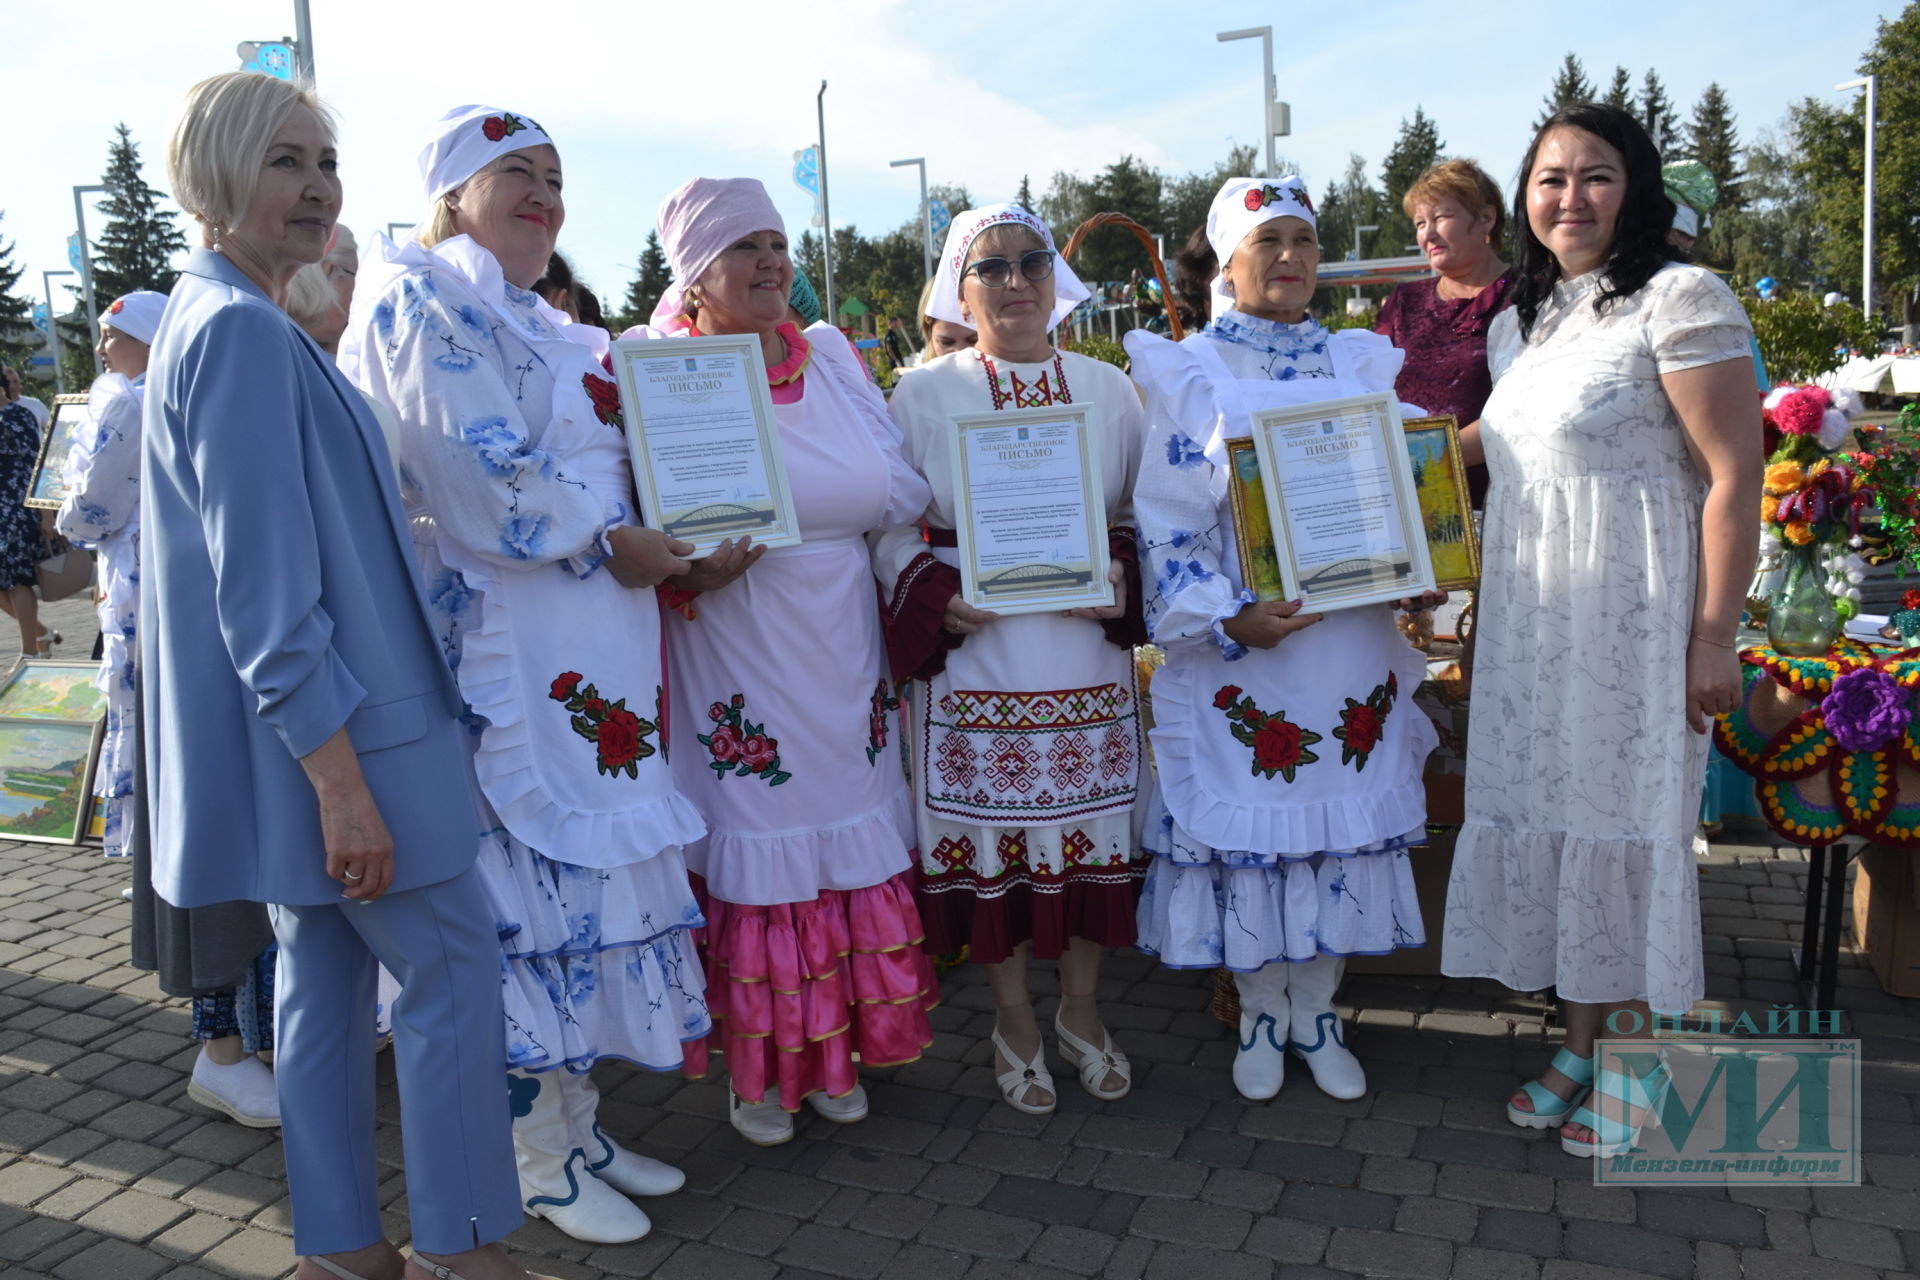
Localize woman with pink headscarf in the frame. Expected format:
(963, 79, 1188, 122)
(626, 177, 937, 1147)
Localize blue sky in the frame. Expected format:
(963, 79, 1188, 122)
(6, 0, 1904, 318)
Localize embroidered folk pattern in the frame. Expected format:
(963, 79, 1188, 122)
(866, 679, 901, 766)
(921, 827, 1138, 899)
(982, 353, 1073, 411)
(1333, 672, 1399, 771)
(549, 671, 658, 778)
(1213, 684, 1321, 783)
(698, 693, 792, 786)
(924, 681, 1140, 823)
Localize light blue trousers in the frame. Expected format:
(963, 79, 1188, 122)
(270, 866, 523, 1256)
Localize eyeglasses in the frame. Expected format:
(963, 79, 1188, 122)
(964, 249, 1055, 289)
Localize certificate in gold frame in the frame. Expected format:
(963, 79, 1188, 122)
(1249, 391, 1436, 611)
(1401, 415, 1480, 590)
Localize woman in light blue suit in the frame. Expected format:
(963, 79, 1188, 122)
(145, 72, 530, 1280)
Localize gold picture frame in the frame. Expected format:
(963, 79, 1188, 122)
(26, 394, 91, 512)
(1227, 437, 1286, 602)
(0, 716, 104, 845)
(1401, 415, 1480, 590)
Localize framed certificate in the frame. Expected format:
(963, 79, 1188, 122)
(1248, 392, 1436, 611)
(608, 335, 801, 555)
(948, 405, 1113, 617)
(1401, 414, 1480, 590)
(26, 395, 92, 512)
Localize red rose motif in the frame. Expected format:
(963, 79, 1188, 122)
(1386, 671, 1398, 698)
(709, 701, 728, 721)
(596, 707, 644, 770)
(550, 671, 583, 701)
(1214, 685, 1243, 710)
(731, 693, 745, 707)
(1904, 589, 1920, 612)
(482, 117, 507, 142)
(108, 299, 125, 315)
(1251, 719, 1303, 773)
(583, 697, 606, 716)
(740, 734, 779, 772)
(707, 724, 744, 763)
(583, 373, 624, 430)
(1343, 704, 1382, 755)
(1243, 188, 1264, 212)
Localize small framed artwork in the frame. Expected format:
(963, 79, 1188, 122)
(1401, 415, 1481, 590)
(26, 394, 92, 512)
(81, 791, 106, 846)
(0, 659, 108, 722)
(0, 717, 102, 844)
(1226, 438, 1287, 602)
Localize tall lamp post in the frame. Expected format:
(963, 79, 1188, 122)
(72, 184, 107, 379)
(1216, 27, 1290, 178)
(42, 269, 75, 395)
(890, 157, 932, 285)
(1836, 76, 1877, 321)
(817, 81, 835, 324)
(1349, 223, 1378, 306)
(293, 0, 315, 80)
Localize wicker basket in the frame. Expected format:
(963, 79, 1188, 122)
(1210, 966, 1242, 1027)
(1061, 213, 1186, 343)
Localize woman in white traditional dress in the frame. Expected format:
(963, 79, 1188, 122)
(1124, 178, 1440, 1105)
(627, 177, 937, 1147)
(1441, 103, 1759, 1157)
(877, 204, 1145, 1114)
(341, 105, 709, 1245)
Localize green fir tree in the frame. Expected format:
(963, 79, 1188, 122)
(90, 123, 186, 301)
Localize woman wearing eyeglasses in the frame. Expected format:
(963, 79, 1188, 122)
(877, 204, 1146, 1115)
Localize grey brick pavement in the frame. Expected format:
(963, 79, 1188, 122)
(0, 594, 1917, 1277)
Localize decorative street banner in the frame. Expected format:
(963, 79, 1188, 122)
(792, 147, 823, 228)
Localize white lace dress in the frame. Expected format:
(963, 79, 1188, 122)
(1441, 264, 1753, 1014)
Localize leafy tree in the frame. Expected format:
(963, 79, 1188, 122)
(1313, 154, 1388, 318)
(90, 123, 185, 301)
(0, 215, 38, 373)
(612, 231, 672, 331)
(1040, 156, 1163, 284)
(1745, 292, 1878, 381)
(1538, 53, 1596, 126)
(1603, 66, 1635, 111)
(1379, 107, 1445, 255)
(1727, 120, 1820, 289)
(795, 230, 825, 296)
(1640, 70, 1681, 153)
(1160, 143, 1261, 249)
(1686, 82, 1743, 267)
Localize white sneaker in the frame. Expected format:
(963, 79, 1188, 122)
(187, 1052, 280, 1128)
(805, 1083, 869, 1124)
(729, 1087, 795, 1146)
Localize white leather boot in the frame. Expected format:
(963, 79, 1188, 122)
(1230, 963, 1290, 1102)
(1288, 955, 1366, 1100)
(562, 1070, 686, 1198)
(510, 1069, 654, 1243)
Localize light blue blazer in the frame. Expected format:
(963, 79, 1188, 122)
(141, 249, 476, 908)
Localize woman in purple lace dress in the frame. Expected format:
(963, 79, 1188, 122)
(1375, 159, 1511, 507)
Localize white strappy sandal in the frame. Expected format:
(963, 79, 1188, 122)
(1054, 1014, 1132, 1101)
(991, 1026, 1057, 1115)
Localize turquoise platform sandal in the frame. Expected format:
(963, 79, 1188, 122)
(1561, 1060, 1672, 1158)
(1506, 1046, 1595, 1130)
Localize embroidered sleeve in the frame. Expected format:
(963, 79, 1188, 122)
(364, 269, 613, 574)
(56, 386, 141, 547)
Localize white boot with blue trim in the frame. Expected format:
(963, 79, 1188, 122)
(1230, 963, 1290, 1101)
(1287, 954, 1366, 1100)
(509, 1069, 653, 1243)
(559, 1069, 686, 1198)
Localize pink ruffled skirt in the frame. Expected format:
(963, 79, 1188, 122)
(683, 871, 938, 1108)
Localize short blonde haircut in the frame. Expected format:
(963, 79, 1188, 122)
(1401, 158, 1506, 250)
(167, 72, 335, 249)
(284, 224, 358, 328)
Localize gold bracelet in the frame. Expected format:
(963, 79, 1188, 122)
(1690, 634, 1738, 649)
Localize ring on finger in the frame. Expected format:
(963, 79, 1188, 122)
(343, 869, 363, 882)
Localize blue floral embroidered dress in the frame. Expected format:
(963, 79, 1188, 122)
(56, 372, 144, 857)
(0, 402, 42, 592)
(342, 234, 709, 1074)
(1123, 313, 1434, 970)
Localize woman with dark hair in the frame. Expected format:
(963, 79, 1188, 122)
(1441, 103, 1761, 1157)
(1168, 225, 1216, 335)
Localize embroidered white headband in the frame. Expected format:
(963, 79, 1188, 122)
(419, 105, 556, 203)
(927, 202, 1091, 332)
(100, 290, 168, 345)
(1206, 176, 1317, 267)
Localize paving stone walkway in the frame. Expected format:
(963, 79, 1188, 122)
(0, 596, 1916, 1278)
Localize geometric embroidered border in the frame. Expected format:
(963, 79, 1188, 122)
(924, 679, 1141, 824)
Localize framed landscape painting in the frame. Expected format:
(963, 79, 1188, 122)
(26, 395, 91, 512)
(0, 718, 100, 845)
(0, 659, 108, 722)
(1402, 415, 1480, 591)
(1226, 437, 1288, 602)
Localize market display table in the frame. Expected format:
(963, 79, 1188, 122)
(1713, 639, 1920, 1008)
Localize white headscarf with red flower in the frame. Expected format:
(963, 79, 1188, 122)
(1204, 176, 1317, 319)
(419, 105, 556, 203)
(926, 203, 1091, 333)
(101, 291, 168, 346)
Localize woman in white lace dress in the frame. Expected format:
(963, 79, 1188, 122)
(1441, 104, 1761, 1157)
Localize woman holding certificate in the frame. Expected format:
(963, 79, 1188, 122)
(878, 204, 1146, 1115)
(1442, 105, 1759, 1157)
(638, 177, 937, 1148)
(1123, 178, 1437, 1105)
(341, 106, 709, 1245)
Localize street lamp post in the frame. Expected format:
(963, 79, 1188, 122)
(72, 184, 107, 379)
(1837, 76, 1877, 322)
(1349, 223, 1378, 304)
(42, 269, 75, 395)
(817, 81, 835, 324)
(293, 0, 315, 80)
(890, 158, 932, 285)
(1216, 27, 1288, 178)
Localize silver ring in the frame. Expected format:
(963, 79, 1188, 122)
(343, 869, 363, 882)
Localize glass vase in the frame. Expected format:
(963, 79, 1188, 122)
(1767, 544, 1839, 657)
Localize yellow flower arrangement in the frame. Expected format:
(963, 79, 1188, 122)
(1784, 519, 1815, 546)
(1764, 461, 1807, 496)
(1761, 495, 1781, 523)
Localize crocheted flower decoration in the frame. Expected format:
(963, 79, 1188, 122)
(1823, 667, 1913, 753)
(1771, 386, 1831, 438)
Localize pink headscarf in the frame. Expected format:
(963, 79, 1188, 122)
(652, 177, 785, 329)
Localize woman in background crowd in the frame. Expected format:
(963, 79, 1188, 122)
(1443, 104, 1760, 1157)
(916, 277, 978, 362)
(879, 204, 1145, 1115)
(283, 224, 357, 355)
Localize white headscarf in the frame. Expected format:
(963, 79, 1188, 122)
(1205, 176, 1317, 319)
(100, 291, 168, 345)
(418, 105, 557, 203)
(927, 203, 1090, 333)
